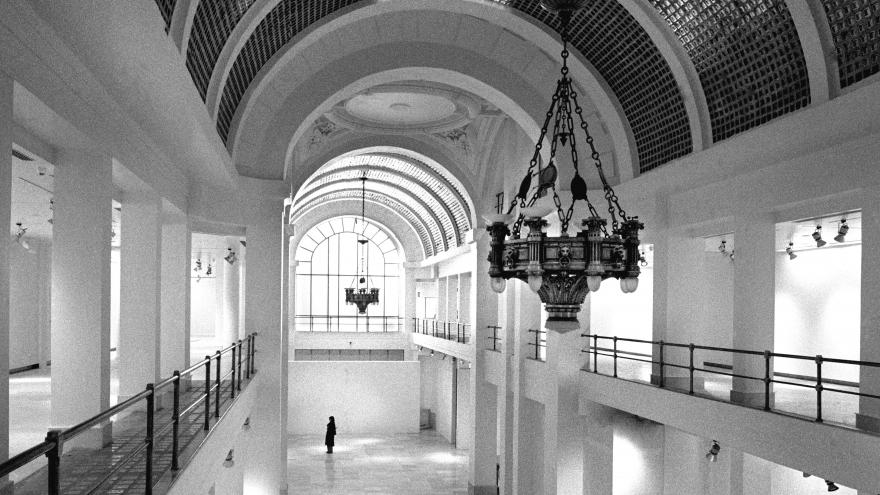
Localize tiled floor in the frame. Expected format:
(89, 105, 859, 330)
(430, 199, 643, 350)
(288, 432, 469, 495)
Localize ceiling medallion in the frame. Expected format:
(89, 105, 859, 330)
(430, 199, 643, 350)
(345, 173, 380, 314)
(327, 82, 480, 135)
(485, 0, 644, 333)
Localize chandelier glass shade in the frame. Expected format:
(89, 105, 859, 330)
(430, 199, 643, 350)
(344, 174, 380, 314)
(485, 0, 644, 333)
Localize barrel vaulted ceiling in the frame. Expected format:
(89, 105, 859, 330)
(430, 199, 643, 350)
(152, 0, 879, 178)
(291, 152, 474, 257)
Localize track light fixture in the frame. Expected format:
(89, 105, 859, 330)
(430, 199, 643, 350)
(205, 263, 213, 276)
(224, 247, 237, 265)
(812, 225, 826, 248)
(786, 242, 797, 260)
(223, 449, 235, 468)
(825, 480, 839, 491)
(718, 240, 727, 253)
(639, 250, 648, 267)
(705, 440, 720, 462)
(14, 222, 29, 250)
(834, 219, 848, 243)
(242, 417, 251, 431)
(728, 249, 734, 261)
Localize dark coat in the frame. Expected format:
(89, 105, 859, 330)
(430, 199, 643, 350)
(325, 421, 336, 446)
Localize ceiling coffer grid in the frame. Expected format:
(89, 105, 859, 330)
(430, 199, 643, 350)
(494, 0, 693, 173)
(186, 0, 259, 101)
(651, 0, 811, 143)
(820, 0, 880, 88)
(300, 190, 436, 257)
(217, 0, 364, 141)
(153, 0, 176, 31)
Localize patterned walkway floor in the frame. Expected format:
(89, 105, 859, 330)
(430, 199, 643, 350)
(288, 432, 469, 495)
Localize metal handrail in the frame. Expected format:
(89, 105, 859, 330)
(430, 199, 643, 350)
(412, 317, 471, 343)
(582, 333, 880, 425)
(0, 333, 259, 495)
(527, 328, 547, 361)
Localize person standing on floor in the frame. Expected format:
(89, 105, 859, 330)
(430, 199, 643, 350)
(325, 416, 336, 453)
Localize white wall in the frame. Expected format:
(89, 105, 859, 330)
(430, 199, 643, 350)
(191, 276, 218, 338)
(419, 353, 455, 442)
(591, 267, 654, 341)
(774, 246, 861, 382)
(9, 241, 49, 368)
(288, 361, 420, 434)
(456, 365, 472, 450)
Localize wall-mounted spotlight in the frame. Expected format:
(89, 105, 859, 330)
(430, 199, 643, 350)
(718, 240, 727, 253)
(430, 350, 434, 356)
(812, 225, 826, 248)
(834, 219, 848, 243)
(14, 222, 29, 250)
(194, 259, 202, 272)
(224, 248, 237, 264)
(206, 263, 213, 276)
(223, 449, 235, 468)
(728, 249, 734, 262)
(786, 242, 797, 260)
(705, 440, 720, 462)
(242, 417, 251, 431)
(639, 251, 648, 267)
(825, 480, 839, 492)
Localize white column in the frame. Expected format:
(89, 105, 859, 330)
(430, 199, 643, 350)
(241, 217, 287, 494)
(468, 237, 498, 495)
(51, 149, 112, 446)
(614, 416, 664, 495)
(437, 277, 448, 321)
(730, 213, 776, 407)
(858, 185, 880, 431)
(511, 281, 543, 494)
(118, 191, 162, 399)
(0, 73, 12, 479)
(497, 286, 516, 495)
(404, 267, 418, 359)
(549, 328, 586, 494)
(221, 236, 240, 346)
(582, 401, 614, 495)
(160, 211, 190, 377)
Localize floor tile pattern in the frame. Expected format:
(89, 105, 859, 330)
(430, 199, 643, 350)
(288, 432, 469, 495)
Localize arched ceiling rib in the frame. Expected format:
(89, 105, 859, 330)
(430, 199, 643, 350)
(154, 0, 880, 175)
(296, 191, 437, 258)
(292, 152, 472, 257)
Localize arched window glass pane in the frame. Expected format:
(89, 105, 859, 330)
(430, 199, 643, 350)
(294, 217, 403, 332)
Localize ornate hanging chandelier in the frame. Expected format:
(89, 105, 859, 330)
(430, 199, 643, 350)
(484, 0, 644, 333)
(345, 173, 380, 314)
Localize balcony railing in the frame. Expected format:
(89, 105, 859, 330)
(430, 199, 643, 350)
(582, 333, 880, 429)
(294, 315, 403, 332)
(487, 325, 502, 351)
(527, 329, 547, 361)
(0, 333, 258, 495)
(412, 318, 470, 344)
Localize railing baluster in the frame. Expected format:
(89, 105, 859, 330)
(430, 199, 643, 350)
(613, 336, 618, 378)
(145, 383, 155, 495)
(816, 355, 823, 423)
(215, 351, 221, 418)
(689, 344, 695, 395)
(245, 337, 251, 380)
(45, 430, 61, 495)
(171, 371, 181, 471)
(593, 335, 598, 373)
(237, 340, 243, 391)
(204, 355, 211, 431)
(764, 351, 772, 411)
(231, 344, 237, 399)
(658, 340, 665, 388)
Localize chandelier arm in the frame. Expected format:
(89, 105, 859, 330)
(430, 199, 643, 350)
(570, 90, 629, 225)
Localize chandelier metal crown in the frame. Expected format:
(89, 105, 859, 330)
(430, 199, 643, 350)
(345, 173, 380, 314)
(484, 0, 644, 333)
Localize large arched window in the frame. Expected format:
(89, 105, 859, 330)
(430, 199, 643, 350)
(294, 217, 402, 332)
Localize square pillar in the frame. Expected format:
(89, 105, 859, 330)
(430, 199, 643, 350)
(160, 208, 190, 377)
(730, 213, 776, 407)
(511, 280, 543, 494)
(468, 235, 499, 495)
(547, 328, 586, 495)
(118, 191, 162, 399)
(0, 73, 12, 474)
(241, 216, 287, 494)
(51, 149, 112, 445)
(858, 185, 880, 431)
(221, 236, 240, 346)
(581, 401, 614, 495)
